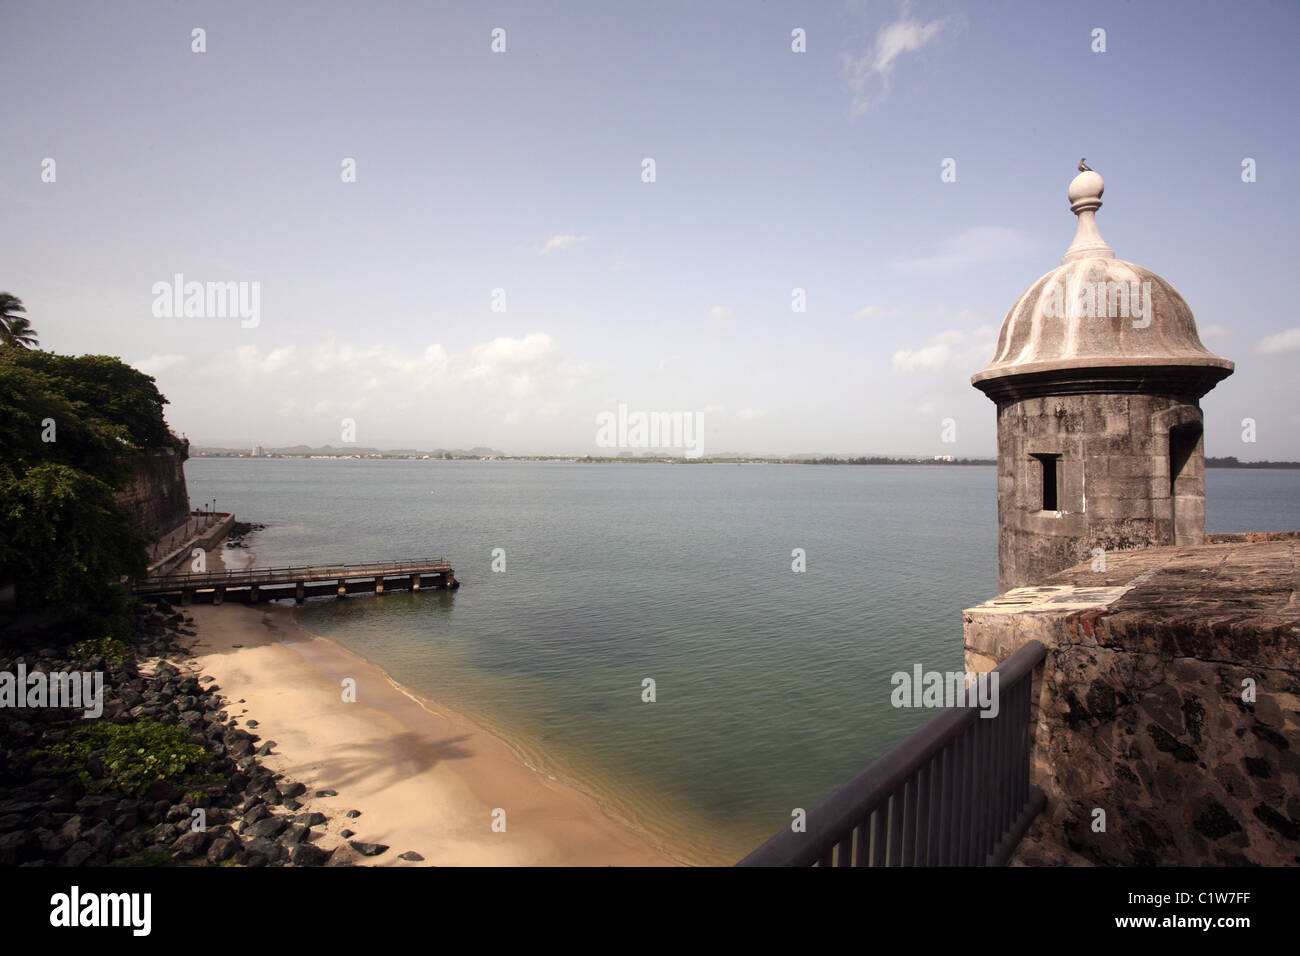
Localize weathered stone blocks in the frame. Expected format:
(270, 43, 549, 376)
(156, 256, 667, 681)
(967, 540, 1300, 866)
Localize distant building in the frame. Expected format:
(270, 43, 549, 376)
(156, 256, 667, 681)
(252, 445, 264, 457)
(971, 167, 1232, 592)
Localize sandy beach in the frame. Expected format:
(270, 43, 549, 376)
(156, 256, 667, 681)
(180, 547, 676, 866)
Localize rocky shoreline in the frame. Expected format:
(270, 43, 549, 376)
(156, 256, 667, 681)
(224, 521, 266, 550)
(0, 598, 390, 867)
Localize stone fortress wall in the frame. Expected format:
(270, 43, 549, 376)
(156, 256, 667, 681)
(113, 444, 192, 541)
(965, 538, 1300, 865)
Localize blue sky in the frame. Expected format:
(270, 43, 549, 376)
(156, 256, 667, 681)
(3, 0, 1297, 456)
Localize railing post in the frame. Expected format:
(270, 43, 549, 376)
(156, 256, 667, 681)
(913, 761, 931, 866)
(871, 809, 886, 867)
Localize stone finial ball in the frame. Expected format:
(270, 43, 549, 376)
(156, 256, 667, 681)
(1068, 170, 1104, 205)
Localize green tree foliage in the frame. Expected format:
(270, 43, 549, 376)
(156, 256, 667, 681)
(2, 349, 175, 451)
(0, 293, 38, 349)
(0, 346, 174, 616)
(1, 462, 150, 609)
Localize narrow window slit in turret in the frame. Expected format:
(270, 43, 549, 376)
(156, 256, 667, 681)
(1033, 454, 1061, 512)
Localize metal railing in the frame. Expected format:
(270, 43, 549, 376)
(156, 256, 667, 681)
(738, 640, 1046, 867)
(133, 557, 452, 592)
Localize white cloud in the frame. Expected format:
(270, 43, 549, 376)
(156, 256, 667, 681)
(710, 305, 734, 322)
(844, 13, 952, 116)
(131, 353, 187, 377)
(231, 345, 297, 385)
(890, 226, 1035, 276)
(853, 305, 902, 320)
(892, 326, 997, 376)
(540, 233, 591, 255)
(159, 333, 591, 440)
(1200, 324, 1230, 340)
(1256, 328, 1300, 355)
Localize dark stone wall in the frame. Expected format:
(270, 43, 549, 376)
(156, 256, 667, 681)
(996, 392, 1205, 592)
(1035, 628, 1298, 865)
(966, 541, 1300, 866)
(114, 446, 191, 540)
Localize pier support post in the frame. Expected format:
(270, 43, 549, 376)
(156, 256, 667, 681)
(180, 590, 192, 606)
(375, 578, 384, 595)
(295, 582, 305, 604)
(213, 588, 225, 606)
(446, 570, 458, 589)
(411, 573, 420, 592)
(337, 579, 347, 598)
(250, 586, 260, 604)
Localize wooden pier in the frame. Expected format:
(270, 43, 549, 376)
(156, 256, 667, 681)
(131, 558, 457, 605)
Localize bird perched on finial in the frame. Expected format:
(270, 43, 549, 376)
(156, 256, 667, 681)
(1078, 158, 1093, 172)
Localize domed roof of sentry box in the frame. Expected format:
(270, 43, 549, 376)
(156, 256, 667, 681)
(972, 165, 1233, 401)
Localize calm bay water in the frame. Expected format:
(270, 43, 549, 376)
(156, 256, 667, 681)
(186, 459, 1299, 863)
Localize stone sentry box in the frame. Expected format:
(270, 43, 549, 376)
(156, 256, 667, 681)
(958, 169, 1300, 867)
(993, 392, 1210, 594)
(973, 167, 1232, 593)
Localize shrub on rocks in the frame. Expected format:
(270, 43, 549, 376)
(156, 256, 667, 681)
(37, 718, 211, 797)
(0, 605, 345, 868)
(70, 636, 134, 665)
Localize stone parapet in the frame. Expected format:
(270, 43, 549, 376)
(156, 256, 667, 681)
(964, 538, 1300, 865)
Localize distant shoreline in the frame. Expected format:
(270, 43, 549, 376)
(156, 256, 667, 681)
(189, 453, 1300, 468)
(194, 451, 997, 465)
